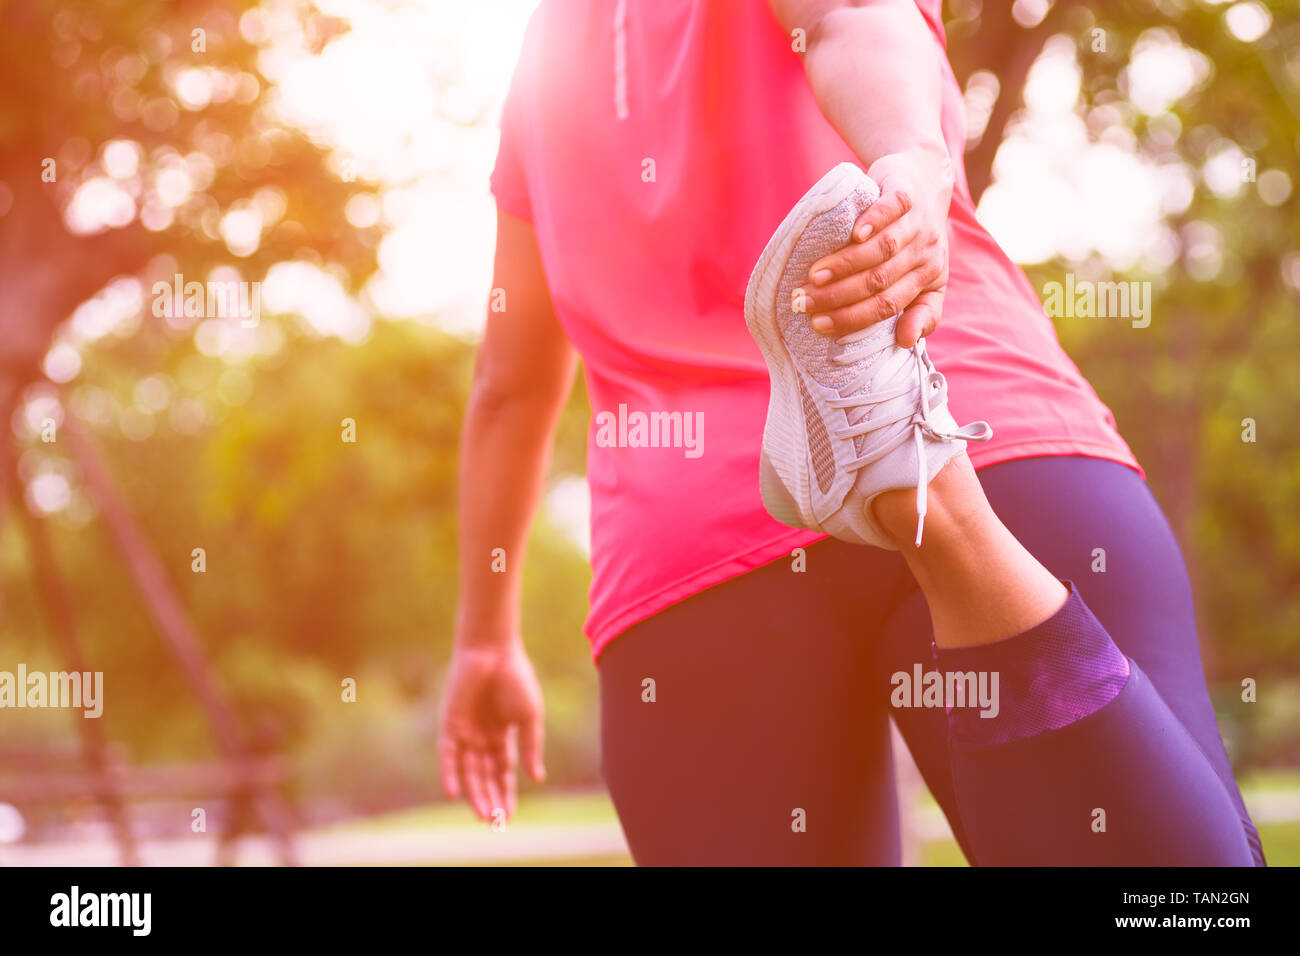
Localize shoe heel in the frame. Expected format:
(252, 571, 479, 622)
(759, 452, 807, 529)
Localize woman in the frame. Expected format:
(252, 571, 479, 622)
(438, 0, 1264, 865)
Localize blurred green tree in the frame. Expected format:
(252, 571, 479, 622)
(0, 0, 599, 808)
(0, 0, 374, 402)
(947, 0, 1299, 760)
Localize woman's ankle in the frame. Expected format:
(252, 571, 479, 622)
(870, 454, 1069, 647)
(870, 453, 990, 551)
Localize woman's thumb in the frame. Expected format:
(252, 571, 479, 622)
(520, 714, 546, 782)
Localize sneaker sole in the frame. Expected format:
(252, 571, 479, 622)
(743, 162, 874, 531)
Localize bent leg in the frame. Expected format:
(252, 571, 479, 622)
(878, 455, 1261, 865)
(975, 455, 1263, 864)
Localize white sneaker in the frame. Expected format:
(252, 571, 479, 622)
(744, 162, 992, 549)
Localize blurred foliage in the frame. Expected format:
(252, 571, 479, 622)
(947, 0, 1299, 765)
(0, 0, 379, 381)
(1002, 1, 1300, 682)
(4, 320, 597, 806)
(0, 0, 597, 810)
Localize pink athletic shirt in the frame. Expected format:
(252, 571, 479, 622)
(490, 0, 1141, 660)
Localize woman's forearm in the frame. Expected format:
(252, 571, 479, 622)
(773, 0, 952, 185)
(455, 207, 576, 652)
(454, 376, 572, 649)
(767, 0, 956, 345)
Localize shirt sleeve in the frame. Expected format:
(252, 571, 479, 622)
(488, 17, 536, 223)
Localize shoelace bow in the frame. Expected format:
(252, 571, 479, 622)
(824, 327, 992, 547)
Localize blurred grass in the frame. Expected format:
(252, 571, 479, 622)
(921, 822, 1297, 866)
(1256, 823, 1300, 865)
(324, 790, 617, 833)
(335, 773, 1300, 866)
(1239, 769, 1300, 793)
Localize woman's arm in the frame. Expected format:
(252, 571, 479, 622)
(455, 207, 576, 646)
(768, 0, 955, 346)
(439, 206, 577, 821)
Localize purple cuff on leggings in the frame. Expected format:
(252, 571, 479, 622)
(934, 581, 1130, 746)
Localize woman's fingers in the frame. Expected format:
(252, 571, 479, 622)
(809, 258, 946, 337)
(519, 710, 546, 783)
(798, 170, 948, 340)
(445, 727, 523, 824)
(438, 734, 461, 800)
(853, 183, 913, 243)
(482, 752, 506, 822)
(800, 234, 928, 316)
(482, 724, 526, 823)
(898, 288, 945, 347)
(808, 212, 919, 287)
(498, 727, 519, 819)
(460, 747, 493, 820)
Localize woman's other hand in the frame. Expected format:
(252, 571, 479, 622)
(438, 640, 546, 823)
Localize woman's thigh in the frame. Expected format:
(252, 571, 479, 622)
(880, 455, 1263, 864)
(598, 538, 908, 865)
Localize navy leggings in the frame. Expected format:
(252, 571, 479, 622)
(598, 456, 1264, 865)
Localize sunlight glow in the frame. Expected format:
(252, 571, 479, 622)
(978, 37, 1165, 269)
(258, 0, 539, 336)
(1225, 2, 1272, 42)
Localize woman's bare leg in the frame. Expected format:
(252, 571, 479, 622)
(870, 454, 1066, 648)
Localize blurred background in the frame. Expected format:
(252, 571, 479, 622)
(0, 0, 1296, 866)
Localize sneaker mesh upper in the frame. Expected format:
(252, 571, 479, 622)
(775, 186, 904, 459)
(799, 379, 835, 494)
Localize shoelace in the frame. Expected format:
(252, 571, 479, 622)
(825, 327, 992, 547)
